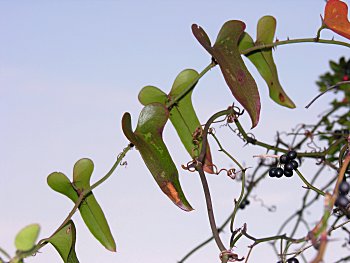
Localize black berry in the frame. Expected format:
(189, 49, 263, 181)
(284, 169, 293, 177)
(334, 129, 342, 139)
(339, 181, 350, 195)
(275, 168, 284, 178)
(284, 162, 294, 171)
(280, 154, 289, 164)
(287, 258, 299, 263)
(336, 195, 349, 208)
(269, 168, 278, 177)
(239, 199, 250, 209)
(290, 160, 299, 170)
(287, 150, 297, 160)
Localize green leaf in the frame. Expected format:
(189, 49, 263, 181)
(254, 16, 295, 108)
(192, 21, 261, 128)
(168, 69, 214, 173)
(122, 103, 193, 211)
(49, 220, 79, 263)
(47, 160, 116, 252)
(47, 172, 78, 202)
(15, 224, 40, 251)
(138, 70, 214, 173)
(72, 159, 116, 252)
(138, 86, 167, 105)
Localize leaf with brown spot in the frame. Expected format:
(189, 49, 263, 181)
(192, 21, 261, 128)
(238, 16, 295, 108)
(122, 103, 193, 211)
(49, 220, 79, 263)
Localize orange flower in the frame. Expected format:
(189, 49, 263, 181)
(323, 0, 350, 40)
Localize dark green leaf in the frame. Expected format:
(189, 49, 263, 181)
(239, 16, 295, 108)
(15, 224, 40, 251)
(192, 21, 261, 128)
(122, 103, 193, 211)
(49, 220, 79, 263)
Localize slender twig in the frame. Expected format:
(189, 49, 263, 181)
(295, 170, 325, 196)
(0, 248, 10, 260)
(305, 81, 350, 108)
(232, 119, 334, 159)
(309, 153, 350, 262)
(209, 133, 246, 235)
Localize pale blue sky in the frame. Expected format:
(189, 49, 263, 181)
(0, 1, 348, 263)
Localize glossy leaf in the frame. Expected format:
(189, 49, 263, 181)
(49, 220, 79, 263)
(323, 0, 350, 40)
(138, 70, 214, 173)
(15, 224, 40, 251)
(47, 160, 116, 252)
(192, 20, 261, 128)
(238, 16, 295, 108)
(122, 103, 193, 211)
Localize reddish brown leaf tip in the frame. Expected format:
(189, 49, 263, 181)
(164, 182, 193, 212)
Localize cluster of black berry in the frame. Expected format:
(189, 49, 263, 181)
(336, 179, 350, 208)
(334, 129, 350, 139)
(269, 150, 298, 178)
(239, 199, 250, 209)
(277, 258, 299, 263)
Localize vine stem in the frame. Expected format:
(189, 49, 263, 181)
(10, 144, 133, 263)
(195, 109, 235, 254)
(178, 168, 269, 263)
(241, 38, 350, 55)
(210, 133, 246, 236)
(197, 168, 226, 252)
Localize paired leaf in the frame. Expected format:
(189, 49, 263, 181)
(138, 69, 214, 173)
(323, 0, 350, 40)
(192, 20, 261, 128)
(238, 16, 295, 108)
(49, 220, 79, 263)
(122, 103, 193, 211)
(15, 224, 40, 251)
(47, 159, 116, 252)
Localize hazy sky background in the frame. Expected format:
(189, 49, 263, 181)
(0, 1, 349, 263)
